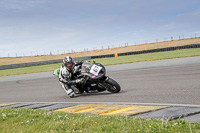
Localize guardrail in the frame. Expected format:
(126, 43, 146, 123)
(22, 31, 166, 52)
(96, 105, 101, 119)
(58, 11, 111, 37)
(91, 43, 200, 59)
(0, 56, 91, 70)
(0, 44, 200, 70)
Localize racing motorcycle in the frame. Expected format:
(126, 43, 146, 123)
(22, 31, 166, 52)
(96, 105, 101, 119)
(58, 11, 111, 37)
(53, 61, 121, 95)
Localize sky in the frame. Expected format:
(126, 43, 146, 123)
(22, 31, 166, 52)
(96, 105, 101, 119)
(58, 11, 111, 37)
(0, 0, 200, 57)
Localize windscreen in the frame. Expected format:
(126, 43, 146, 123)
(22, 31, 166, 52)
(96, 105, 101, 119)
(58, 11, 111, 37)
(81, 61, 102, 78)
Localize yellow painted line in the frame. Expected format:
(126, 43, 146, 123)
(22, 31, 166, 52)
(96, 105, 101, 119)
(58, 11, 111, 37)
(55, 104, 169, 116)
(97, 106, 133, 115)
(55, 104, 107, 113)
(73, 106, 100, 113)
(0, 103, 15, 107)
(75, 104, 132, 114)
(104, 105, 169, 115)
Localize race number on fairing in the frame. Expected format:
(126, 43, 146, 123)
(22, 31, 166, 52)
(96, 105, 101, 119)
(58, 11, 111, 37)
(90, 64, 102, 76)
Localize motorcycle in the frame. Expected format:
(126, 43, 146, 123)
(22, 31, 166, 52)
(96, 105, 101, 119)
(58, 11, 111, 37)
(53, 60, 121, 95)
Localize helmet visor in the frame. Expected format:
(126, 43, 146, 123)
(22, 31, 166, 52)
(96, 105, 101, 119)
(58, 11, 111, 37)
(65, 62, 73, 67)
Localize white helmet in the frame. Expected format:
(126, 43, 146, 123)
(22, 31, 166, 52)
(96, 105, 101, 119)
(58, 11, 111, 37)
(63, 56, 74, 70)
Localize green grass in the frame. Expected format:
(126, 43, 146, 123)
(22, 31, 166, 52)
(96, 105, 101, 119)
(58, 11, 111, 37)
(93, 48, 200, 66)
(1, 48, 200, 77)
(0, 63, 62, 76)
(0, 108, 199, 133)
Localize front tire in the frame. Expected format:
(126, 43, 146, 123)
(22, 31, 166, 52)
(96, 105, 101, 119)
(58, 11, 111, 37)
(105, 78, 121, 93)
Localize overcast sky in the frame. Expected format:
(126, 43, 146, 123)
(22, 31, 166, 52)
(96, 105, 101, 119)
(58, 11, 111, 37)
(0, 0, 200, 57)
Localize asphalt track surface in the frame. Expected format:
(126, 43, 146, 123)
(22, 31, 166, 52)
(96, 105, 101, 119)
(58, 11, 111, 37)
(1, 56, 200, 105)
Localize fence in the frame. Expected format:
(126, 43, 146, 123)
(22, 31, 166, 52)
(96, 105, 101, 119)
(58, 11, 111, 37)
(3, 35, 200, 58)
(0, 43, 200, 70)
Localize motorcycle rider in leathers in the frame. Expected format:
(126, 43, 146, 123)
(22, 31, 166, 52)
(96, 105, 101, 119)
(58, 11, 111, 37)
(59, 56, 84, 98)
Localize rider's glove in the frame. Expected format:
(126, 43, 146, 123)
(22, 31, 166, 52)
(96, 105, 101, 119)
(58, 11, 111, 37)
(75, 78, 86, 84)
(67, 78, 86, 85)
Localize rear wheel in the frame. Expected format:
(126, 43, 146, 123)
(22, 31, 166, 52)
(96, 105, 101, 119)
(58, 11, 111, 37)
(105, 78, 121, 93)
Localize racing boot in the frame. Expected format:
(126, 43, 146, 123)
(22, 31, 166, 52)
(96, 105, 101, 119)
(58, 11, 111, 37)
(66, 89, 75, 98)
(61, 83, 75, 98)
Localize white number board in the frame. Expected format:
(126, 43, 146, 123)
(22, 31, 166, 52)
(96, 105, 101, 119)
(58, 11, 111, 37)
(90, 64, 102, 76)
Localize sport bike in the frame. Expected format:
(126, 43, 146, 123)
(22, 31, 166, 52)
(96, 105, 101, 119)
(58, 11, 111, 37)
(54, 61, 121, 94)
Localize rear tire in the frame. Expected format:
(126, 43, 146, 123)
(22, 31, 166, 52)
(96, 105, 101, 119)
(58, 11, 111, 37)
(105, 78, 121, 93)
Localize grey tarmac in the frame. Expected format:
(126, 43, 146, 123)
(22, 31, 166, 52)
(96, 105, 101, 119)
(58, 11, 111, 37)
(0, 56, 200, 122)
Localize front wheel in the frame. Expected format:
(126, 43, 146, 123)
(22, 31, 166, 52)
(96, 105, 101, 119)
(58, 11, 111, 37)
(105, 78, 121, 93)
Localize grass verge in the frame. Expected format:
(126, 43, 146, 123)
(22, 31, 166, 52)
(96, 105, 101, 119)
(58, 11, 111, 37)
(0, 108, 200, 133)
(0, 63, 62, 77)
(1, 48, 200, 77)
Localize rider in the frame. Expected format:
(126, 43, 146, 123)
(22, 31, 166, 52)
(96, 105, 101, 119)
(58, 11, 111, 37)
(58, 56, 84, 98)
